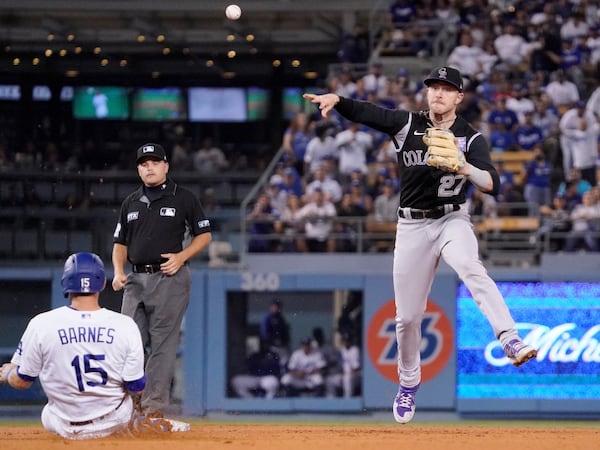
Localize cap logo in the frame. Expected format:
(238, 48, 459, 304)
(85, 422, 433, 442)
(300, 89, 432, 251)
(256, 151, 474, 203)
(142, 145, 155, 153)
(438, 67, 448, 79)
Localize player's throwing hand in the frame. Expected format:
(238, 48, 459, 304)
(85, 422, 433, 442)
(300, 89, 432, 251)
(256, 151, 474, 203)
(303, 93, 340, 118)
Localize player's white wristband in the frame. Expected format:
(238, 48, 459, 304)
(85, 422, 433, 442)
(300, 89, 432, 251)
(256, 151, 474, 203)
(466, 163, 493, 192)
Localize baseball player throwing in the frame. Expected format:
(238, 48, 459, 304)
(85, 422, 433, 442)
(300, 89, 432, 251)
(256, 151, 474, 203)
(0, 252, 146, 439)
(305, 66, 537, 424)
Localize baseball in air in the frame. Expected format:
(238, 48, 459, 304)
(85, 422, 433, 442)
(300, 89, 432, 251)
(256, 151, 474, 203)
(225, 4, 242, 20)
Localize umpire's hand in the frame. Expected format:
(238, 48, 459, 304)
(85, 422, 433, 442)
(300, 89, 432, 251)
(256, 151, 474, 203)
(160, 253, 185, 276)
(112, 273, 127, 291)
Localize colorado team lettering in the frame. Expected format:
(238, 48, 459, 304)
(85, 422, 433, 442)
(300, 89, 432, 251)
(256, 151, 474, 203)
(57, 326, 115, 345)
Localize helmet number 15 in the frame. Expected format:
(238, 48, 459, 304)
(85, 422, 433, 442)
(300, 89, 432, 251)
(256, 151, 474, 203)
(71, 354, 108, 392)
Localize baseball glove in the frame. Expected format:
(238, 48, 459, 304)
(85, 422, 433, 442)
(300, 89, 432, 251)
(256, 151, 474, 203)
(423, 127, 465, 172)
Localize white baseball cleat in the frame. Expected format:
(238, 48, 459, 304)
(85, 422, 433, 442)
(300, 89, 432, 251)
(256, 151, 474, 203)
(162, 418, 191, 432)
(393, 384, 419, 424)
(502, 338, 537, 367)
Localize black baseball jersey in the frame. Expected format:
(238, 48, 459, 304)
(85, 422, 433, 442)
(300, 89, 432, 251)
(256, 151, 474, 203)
(335, 97, 500, 209)
(113, 178, 211, 264)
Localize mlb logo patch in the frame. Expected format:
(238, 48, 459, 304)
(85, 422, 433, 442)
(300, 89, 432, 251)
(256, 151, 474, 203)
(198, 219, 210, 228)
(160, 207, 176, 217)
(127, 212, 139, 222)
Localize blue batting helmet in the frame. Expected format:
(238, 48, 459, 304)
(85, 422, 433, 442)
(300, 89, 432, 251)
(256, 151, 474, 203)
(61, 252, 106, 297)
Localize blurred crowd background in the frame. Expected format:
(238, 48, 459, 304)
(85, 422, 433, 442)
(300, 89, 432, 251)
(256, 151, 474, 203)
(0, 0, 599, 263)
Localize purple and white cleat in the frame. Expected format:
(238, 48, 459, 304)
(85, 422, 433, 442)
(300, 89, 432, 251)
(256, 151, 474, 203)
(393, 384, 419, 424)
(502, 338, 537, 367)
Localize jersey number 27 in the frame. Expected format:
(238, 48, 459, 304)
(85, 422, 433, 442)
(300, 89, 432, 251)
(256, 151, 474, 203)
(438, 174, 466, 198)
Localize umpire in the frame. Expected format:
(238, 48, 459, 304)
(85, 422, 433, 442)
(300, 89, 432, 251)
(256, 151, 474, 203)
(112, 143, 212, 417)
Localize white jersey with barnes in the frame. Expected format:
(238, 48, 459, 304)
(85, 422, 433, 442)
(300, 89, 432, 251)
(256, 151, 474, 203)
(335, 97, 500, 209)
(11, 306, 144, 423)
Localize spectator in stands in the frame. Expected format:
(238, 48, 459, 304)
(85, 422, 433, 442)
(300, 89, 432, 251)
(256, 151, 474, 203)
(282, 112, 313, 175)
(348, 179, 373, 215)
(489, 123, 517, 153)
(304, 122, 337, 175)
(457, 85, 483, 126)
(522, 144, 553, 209)
(587, 86, 600, 122)
(559, 37, 587, 93)
(390, 67, 417, 98)
(369, 166, 391, 198)
(559, 100, 598, 183)
(275, 194, 307, 253)
(532, 95, 560, 140)
(373, 179, 400, 223)
(515, 110, 545, 151)
(192, 137, 229, 175)
(361, 61, 389, 100)
(586, 25, 600, 68)
(467, 186, 497, 222)
(280, 338, 326, 397)
(231, 339, 281, 399)
(564, 190, 600, 252)
(497, 175, 526, 217)
(296, 187, 337, 253)
(332, 66, 357, 99)
(487, 96, 519, 133)
(387, 0, 417, 28)
(433, 0, 461, 33)
(475, 39, 501, 82)
(335, 190, 368, 252)
(494, 23, 528, 73)
(304, 164, 342, 204)
(280, 166, 303, 198)
(337, 22, 369, 64)
(559, 167, 592, 196)
(560, 11, 589, 41)
(350, 79, 370, 102)
(266, 174, 287, 217)
(545, 69, 580, 114)
(247, 192, 279, 253)
(506, 84, 536, 123)
(335, 122, 372, 178)
(530, 21, 562, 74)
(495, 159, 515, 193)
(538, 193, 571, 252)
(446, 29, 485, 86)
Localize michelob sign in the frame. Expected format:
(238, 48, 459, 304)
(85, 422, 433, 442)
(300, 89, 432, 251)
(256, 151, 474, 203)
(457, 282, 600, 399)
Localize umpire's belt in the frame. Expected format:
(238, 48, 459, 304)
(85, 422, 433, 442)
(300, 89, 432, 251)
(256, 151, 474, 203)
(132, 263, 162, 274)
(70, 396, 125, 426)
(397, 204, 460, 220)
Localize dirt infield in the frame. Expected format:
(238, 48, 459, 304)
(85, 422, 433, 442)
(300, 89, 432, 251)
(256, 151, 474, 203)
(1, 422, 599, 450)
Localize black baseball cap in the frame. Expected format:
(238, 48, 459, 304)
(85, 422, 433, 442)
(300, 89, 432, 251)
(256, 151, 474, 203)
(424, 66, 463, 92)
(136, 143, 167, 164)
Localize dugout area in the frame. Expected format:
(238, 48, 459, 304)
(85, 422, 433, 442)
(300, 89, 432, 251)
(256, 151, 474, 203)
(0, 253, 599, 420)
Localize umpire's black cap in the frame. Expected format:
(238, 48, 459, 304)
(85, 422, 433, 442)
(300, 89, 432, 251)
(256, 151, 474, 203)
(424, 66, 463, 92)
(136, 143, 168, 164)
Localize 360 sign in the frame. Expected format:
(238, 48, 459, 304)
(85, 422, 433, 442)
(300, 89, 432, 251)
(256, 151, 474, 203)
(367, 299, 453, 384)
